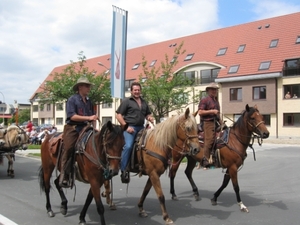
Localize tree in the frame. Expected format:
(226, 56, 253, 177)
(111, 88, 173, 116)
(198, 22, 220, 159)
(138, 42, 200, 123)
(38, 52, 112, 105)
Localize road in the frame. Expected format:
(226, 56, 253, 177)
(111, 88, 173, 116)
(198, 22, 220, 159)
(0, 143, 300, 225)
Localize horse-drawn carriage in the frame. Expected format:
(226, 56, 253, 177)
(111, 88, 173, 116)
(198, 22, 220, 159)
(0, 125, 29, 177)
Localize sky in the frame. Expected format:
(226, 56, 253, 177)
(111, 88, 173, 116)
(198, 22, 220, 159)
(0, 0, 300, 104)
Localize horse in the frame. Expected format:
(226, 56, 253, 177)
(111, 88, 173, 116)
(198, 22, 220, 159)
(0, 125, 29, 177)
(103, 108, 200, 224)
(169, 104, 270, 213)
(38, 121, 127, 225)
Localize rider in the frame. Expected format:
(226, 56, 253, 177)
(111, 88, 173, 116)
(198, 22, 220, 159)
(116, 82, 154, 183)
(59, 76, 98, 188)
(198, 82, 221, 169)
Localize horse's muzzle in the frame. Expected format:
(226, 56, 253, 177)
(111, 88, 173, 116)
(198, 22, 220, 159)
(190, 144, 200, 155)
(262, 132, 270, 139)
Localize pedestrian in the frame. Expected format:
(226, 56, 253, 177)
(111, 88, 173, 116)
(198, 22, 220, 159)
(198, 82, 221, 169)
(26, 120, 33, 135)
(285, 91, 291, 99)
(116, 81, 154, 183)
(59, 76, 98, 188)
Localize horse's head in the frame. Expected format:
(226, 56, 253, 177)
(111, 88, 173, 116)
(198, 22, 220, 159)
(99, 121, 127, 179)
(245, 104, 269, 139)
(176, 108, 200, 156)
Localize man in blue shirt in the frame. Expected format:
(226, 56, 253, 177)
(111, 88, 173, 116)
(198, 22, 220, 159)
(59, 76, 98, 188)
(116, 82, 154, 183)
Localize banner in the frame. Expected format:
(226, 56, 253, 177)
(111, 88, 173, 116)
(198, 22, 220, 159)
(110, 6, 128, 99)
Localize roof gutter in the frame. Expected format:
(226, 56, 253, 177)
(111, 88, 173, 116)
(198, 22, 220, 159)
(215, 72, 281, 83)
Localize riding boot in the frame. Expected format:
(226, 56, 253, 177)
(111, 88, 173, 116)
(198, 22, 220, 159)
(59, 149, 70, 188)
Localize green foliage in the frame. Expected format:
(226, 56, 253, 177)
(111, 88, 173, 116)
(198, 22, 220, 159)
(38, 51, 112, 105)
(138, 42, 199, 122)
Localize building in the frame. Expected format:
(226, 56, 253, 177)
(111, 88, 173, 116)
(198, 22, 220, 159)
(0, 101, 31, 127)
(30, 12, 300, 138)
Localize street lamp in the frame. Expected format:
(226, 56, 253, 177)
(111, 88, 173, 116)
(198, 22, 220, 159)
(0, 91, 6, 127)
(97, 62, 110, 74)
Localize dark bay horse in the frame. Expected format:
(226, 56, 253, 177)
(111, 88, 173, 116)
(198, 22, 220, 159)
(0, 125, 29, 177)
(169, 104, 269, 212)
(38, 121, 127, 225)
(104, 108, 200, 224)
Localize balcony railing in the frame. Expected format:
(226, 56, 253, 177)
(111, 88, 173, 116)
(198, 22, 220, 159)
(282, 67, 300, 76)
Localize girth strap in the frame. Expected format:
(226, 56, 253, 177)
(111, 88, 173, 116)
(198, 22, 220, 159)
(145, 149, 169, 169)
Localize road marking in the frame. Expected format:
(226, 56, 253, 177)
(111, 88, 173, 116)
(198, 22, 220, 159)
(0, 214, 18, 225)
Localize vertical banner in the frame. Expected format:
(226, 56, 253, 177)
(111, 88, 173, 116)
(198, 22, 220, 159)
(111, 6, 128, 99)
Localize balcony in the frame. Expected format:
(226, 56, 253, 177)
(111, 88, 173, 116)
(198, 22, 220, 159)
(282, 67, 300, 77)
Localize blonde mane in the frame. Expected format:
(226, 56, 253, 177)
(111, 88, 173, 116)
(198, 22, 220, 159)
(145, 112, 197, 151)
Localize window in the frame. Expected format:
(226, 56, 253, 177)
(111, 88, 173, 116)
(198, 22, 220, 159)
(132, 63, 140, 70)
(259, 61, 271, 70)
(184, 53, 194, 61)
(200, 68, 220, 84)
(56, 117, 63, 125)
(237, 44, 246, 53)
(228, 65, 239, 74)
(199, 91, 207, 100)
(102, 102, 112, 108)
(33, 105, 38, 112)
(230, 88, 242, 101)
(149, 60, 157, 67)
(172, 93, 188, 105)
(46, 104, 51, 111)
(296, 36, 300, 44)
(263, 114, 271, 126)
(283, 58, 300, 76)
(217, 47, 227, 56)
(269, 39, 278, 48)
(283, 84, 300, 99)
(39, 105, 44, 111)
(125, 79, 135, 91)
(32, 118, 38, 125)
(183, 71, 196, 84)
(170, 56, 177, 64)
(102, 116, 113, 125)
(283, 113, 300, 126)
(253, 86, 266, 100)
(56, 103, 63, 111)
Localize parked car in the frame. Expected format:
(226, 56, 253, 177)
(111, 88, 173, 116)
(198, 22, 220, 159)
(40, 124, 53, 130)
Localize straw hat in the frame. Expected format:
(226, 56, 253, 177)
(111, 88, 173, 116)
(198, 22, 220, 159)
(72, 76, 94, 92)
(205, 82, 219, 91)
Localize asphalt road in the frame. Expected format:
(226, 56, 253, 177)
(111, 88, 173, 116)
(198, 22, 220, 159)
(0, 143, 300, 225)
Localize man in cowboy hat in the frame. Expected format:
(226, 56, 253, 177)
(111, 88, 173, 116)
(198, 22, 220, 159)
(59, 76, 98, 187)
(198, 82, 221, 169)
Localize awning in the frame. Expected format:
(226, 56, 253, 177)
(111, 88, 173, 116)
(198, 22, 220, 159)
(0, 115, 12, 119)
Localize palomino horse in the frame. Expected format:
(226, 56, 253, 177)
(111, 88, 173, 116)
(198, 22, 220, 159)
(0, 125, 29, 177)
(38, 121, 127, 225)
(169, 104, 269, 212)
(105, 108, 200, 224)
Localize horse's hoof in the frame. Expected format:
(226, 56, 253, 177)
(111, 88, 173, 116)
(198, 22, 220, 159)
(109, 204, 117, 210)
(79, 221, 87, 225)
(47, 210, 55, 217)
(241, 207, 249, 213)
(211, 199, 217, 205)
(139, 210, 148, 218)
(165, 218, 174, 224)
(194, 195, 200, 201)
(60, 206, 67, 215)
(171, 196, 178, 201)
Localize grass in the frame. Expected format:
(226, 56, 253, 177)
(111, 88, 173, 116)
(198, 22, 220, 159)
(27, 144, 41, 149)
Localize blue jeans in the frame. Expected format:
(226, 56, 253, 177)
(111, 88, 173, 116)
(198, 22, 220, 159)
(120, 125, 144, 171)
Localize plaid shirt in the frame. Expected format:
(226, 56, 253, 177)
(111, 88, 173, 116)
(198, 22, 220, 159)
(198, 95, 220, 121)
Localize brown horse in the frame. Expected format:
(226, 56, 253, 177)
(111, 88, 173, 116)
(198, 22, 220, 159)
(38, 121, 127, 225)
(104, 108, 200, 224)
(0, 125, 29, 177)
(169, 104, 269, 212)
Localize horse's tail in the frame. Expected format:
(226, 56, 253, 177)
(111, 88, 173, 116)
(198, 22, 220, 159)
(38, 165, 47, 193)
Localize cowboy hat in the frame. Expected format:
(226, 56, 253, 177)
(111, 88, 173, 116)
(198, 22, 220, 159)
(72, 76, 94, 92)
(205, 82, 219, 91)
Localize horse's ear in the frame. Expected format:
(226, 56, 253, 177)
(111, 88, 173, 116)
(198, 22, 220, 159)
(254, 104, 258, 110)
(106, 121, 113, 130)
(192, 111, 198, 117)
(245, 104, 250, 112)
(185, 108, 190, 119)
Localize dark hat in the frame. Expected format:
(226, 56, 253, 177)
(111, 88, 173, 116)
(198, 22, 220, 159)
(72, 76, 94, 92)
(206, 82, 219, 91)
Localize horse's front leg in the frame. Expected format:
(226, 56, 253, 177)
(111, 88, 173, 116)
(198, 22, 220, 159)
(184, 156, 199, 200)
(211, 169, 231, 205)
(101, 179, 116, 210)
(79, 188, 95, 225)
(6, 154, 14, 178)
(169, 158, 181, 200)
(150, 173, 173, 225)
(138, 177, 152, 218)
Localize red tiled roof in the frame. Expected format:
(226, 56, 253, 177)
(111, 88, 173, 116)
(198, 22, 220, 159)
(31, 12, 300, 100)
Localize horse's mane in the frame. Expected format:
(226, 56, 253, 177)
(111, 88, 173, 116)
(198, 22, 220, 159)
(7, 125, 19, 131)
(99, 122, 122, 145)
(232, 106, 256, 130)
(146, 112, 197, 151)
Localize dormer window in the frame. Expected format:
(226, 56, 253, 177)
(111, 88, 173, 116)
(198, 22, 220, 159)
(184, 53, 194, 61)
(269, 39, 278, 48)
(237, 45, 246, 53)
(170, 56, 177, 64)
(217, 47, 227, 56)
(149, 60, 157, 67)
(132, 63, 140, 70)
(259, 61, 271, 70)
(296, 36, 300, 44)
(228, 65, 239, 74)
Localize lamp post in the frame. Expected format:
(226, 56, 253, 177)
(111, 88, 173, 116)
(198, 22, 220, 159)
(0, 91, 6, 127)
(97, 62, 110, 74)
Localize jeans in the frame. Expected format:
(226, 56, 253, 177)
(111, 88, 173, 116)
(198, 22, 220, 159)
(120, 125, 144, 171)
